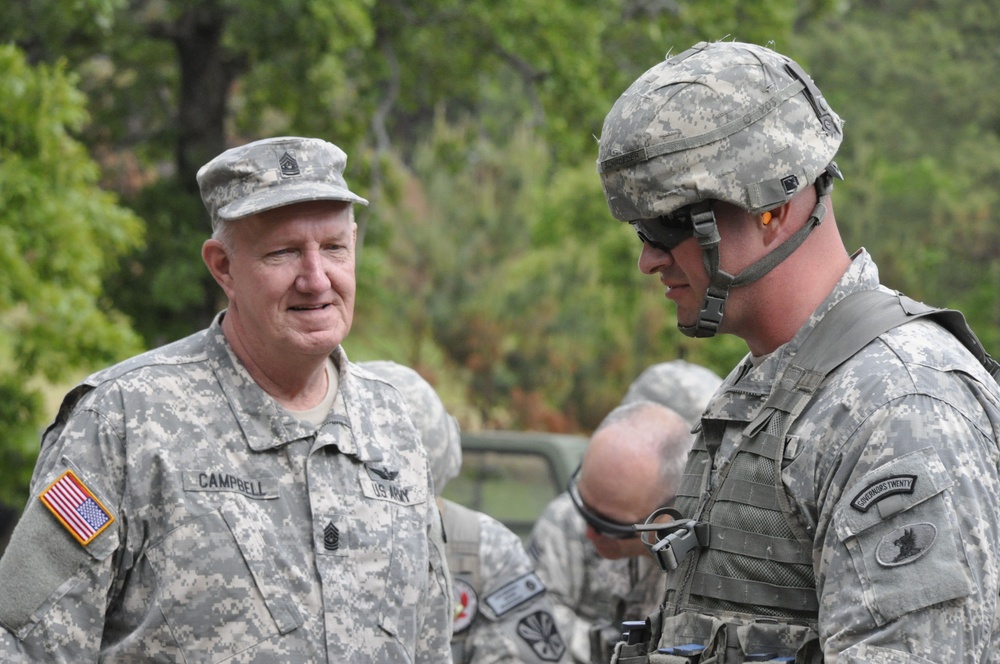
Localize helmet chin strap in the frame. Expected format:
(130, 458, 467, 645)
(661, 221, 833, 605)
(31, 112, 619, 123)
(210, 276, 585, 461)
(678, 174, 834, 338)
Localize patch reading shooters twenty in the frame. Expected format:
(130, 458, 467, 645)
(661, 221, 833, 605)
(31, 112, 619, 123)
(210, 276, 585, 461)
(483, 572, 546, 616)
(39, 469, 115, 546)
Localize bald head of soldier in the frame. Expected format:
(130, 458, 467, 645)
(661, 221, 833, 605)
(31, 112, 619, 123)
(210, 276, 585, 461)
(570, 400, 693, 560)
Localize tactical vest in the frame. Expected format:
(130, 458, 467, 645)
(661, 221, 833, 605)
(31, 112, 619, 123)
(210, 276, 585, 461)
(442, 500, 483, 664)
(614, 290, 1000, 664)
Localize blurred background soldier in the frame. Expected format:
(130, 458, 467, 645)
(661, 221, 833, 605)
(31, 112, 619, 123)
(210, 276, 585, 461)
(362, 360, 569, 664)
(619, 360, 722, 423)
(529, 358, 718, 663)
(598, 40, 1000, 663)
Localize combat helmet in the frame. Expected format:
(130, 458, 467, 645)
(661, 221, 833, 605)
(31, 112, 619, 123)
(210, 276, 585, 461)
(620, 360, 722, 425)
(597, 40, 844, 338)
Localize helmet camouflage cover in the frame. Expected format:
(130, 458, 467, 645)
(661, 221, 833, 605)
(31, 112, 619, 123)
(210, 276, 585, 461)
(597, 40, 843, 222)
(620, 360, 722, 425)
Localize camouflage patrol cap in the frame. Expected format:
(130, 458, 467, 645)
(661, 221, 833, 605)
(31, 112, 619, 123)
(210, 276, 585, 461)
(597, 40, 843, 221)
(620, 360, 722, 424)
(360, 361, 461, 496)
(197, 136, 368, 229)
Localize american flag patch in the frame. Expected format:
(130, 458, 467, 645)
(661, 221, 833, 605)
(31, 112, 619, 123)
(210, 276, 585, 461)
(39, 470, 114, 546)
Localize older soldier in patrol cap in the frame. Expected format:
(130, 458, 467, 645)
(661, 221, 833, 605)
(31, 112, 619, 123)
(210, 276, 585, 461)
(362, 360, 570, 664)
(529, 363, 716, 664)
(598, 41, 1000, 663)
(0, 136, 452, 662)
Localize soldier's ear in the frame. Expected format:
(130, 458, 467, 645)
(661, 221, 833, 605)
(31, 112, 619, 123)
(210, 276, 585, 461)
(202, 239, 235, 299)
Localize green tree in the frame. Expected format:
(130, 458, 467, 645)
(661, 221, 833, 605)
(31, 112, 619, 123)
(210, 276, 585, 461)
(352, 117, 744, 431)
(0, 44, 144, 507)
(795, 0, 1000, 348)
(3, 0, 825, 435)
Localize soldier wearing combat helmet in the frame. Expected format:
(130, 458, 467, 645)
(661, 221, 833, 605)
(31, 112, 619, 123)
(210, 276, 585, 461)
(598, 41, 1000, 663)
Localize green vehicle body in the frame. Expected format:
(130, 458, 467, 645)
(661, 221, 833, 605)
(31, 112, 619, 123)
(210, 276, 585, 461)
(443, 430, 589, 544)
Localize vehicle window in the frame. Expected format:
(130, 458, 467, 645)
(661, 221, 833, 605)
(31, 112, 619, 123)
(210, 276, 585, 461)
(442, 449, 560, 544)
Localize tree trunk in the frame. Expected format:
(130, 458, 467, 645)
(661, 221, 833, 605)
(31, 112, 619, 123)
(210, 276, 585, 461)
(170, 3, 245, 190)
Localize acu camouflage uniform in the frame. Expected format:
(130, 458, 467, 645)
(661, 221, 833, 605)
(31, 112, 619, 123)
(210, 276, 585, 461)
(530, 362, 718, 663)
(616, 252, 1000, 663)
(620, 360, 723, 425)
(445, 500, 569, 664)
(0, 317, 453, 663)
(529, 492, 665, 664)
(359, 360, 568, 664)
(596, 41, 1000, 662)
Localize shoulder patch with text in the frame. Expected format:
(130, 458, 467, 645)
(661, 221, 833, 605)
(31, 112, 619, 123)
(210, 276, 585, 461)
(484, 572, 546, 616)
(851, 474, 917, 512)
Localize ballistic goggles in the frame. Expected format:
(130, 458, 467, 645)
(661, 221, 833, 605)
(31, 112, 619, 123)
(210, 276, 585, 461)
(629, 201, 713, 252)
(568, 465, 677, 540)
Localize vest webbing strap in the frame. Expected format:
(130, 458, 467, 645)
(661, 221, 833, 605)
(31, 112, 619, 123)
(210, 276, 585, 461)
(714, 478, 781, 511)
(689, 571, 820, 612)
(706, 525, 811, 565)
(442, 499, 482, 663)
(747, 289, 1000, 439)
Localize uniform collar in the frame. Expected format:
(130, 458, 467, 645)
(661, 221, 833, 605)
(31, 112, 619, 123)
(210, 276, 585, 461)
(704, 249, 881, 422)
(206, 313, 378, 461)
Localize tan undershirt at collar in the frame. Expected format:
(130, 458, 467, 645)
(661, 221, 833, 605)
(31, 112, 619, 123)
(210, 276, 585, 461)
(286, 357, 339, 427)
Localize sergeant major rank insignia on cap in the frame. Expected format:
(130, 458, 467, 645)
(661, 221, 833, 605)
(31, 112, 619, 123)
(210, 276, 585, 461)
(39, 469, 114, 546)
(279, 152, 301, 178)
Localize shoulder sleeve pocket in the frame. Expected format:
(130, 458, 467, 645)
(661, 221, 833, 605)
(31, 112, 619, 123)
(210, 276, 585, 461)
(833, 447, 974, 625)
(0, 486, 119, 637)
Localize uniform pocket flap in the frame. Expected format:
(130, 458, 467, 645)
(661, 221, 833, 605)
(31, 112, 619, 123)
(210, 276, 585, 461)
(220, 500, 304, 635)
(836, 447, 952, 540)
(0, 466, 120, 637)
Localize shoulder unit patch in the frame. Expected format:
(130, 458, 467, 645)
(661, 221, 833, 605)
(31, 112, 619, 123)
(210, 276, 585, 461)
(851, 474, 917, 512)
(516, 610, 566, 662)
(452, 576, 479, 633)
(876, 522, 937, 567)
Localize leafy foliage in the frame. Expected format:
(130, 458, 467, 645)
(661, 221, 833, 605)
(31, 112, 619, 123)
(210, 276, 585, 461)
(796, 0, 1000, 346)
(5, 0, 998, 519)
(0, 44, 144, 506)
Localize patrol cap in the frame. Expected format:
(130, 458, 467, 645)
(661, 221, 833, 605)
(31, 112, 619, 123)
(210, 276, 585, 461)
(360, 361, 462, 496)
(597, 40, 843, 221)
(197, 136, 368, 228)
(620, 360, 722, 424)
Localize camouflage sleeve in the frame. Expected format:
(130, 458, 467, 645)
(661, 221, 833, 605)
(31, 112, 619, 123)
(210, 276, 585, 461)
(812, 393, 1000, 661)
(416, 490, 456, 663)
(0, 398, 126, 661)
(465, 513, 570, 663)
(527, 494, 594, 663)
